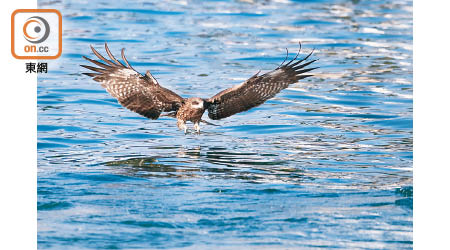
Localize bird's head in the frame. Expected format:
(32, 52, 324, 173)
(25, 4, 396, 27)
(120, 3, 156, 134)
(186, 97, 205, 110)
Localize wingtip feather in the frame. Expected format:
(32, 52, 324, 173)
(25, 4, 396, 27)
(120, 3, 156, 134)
(82, 72, 99, 77)
(292, 59, 318, 71)
(121, 48, 133, 69)
(105, 42, 125, 67)
(295, 67, 319, 75)
(80, 64, 106, 73)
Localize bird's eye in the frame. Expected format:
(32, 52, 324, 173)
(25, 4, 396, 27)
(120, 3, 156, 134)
(192, 101, 198, 105)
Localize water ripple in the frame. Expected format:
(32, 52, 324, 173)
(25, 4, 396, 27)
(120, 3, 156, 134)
(38, 0, 412, 249)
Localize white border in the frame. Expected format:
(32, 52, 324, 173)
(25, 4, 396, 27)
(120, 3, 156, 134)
(414, 1, 450, 249)
(1, 0, 37, 249)
(2, 0, 449, 249)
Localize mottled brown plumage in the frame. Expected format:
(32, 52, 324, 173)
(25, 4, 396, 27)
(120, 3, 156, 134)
(81, 42, 318, 133)
(81, 44, 183, 120)
(206, 48, 317, 120)
(175, 97, 205, 133)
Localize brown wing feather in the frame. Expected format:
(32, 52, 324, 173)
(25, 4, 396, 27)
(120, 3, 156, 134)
(81, 43, 184, 120)
(206, 46, 318, 120)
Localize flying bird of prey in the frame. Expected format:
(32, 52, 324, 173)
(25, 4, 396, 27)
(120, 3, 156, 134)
(81, 43, 318, 133)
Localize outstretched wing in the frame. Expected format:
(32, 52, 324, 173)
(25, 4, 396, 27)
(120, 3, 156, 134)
(81, 43, 184, 119)
(206, 43, 318, 120)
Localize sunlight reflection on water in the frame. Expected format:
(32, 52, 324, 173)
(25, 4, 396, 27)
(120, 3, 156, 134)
(38, 0, 412, 249)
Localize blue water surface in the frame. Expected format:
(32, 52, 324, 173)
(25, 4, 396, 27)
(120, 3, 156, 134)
(38, 0, 412, 249)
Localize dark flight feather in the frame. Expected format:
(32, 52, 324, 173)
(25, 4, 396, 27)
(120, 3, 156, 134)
(81, 42, 318, 128)
(81, 43, 183, 119)
(206, 43, 318, 120)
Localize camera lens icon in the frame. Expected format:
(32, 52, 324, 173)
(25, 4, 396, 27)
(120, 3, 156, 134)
(23, 16, 50, 44)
